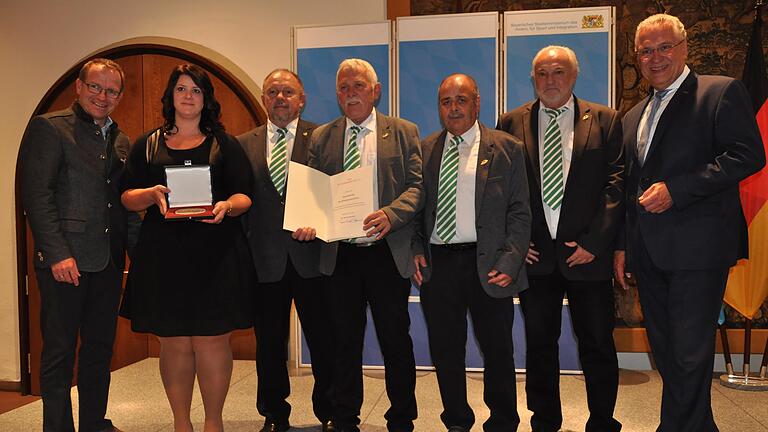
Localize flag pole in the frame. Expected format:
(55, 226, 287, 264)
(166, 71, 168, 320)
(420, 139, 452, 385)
(719, 0, 768, 390)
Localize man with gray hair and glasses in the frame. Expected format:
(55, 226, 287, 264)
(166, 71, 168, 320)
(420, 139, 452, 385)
(20, 58, 137, 432)
(614, 13, 764, 431)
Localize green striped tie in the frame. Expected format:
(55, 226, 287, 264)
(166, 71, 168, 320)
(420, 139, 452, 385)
(343, 125, 362, 171)
(435, 135, 463, 243)
(269, 127, 288, 195)
(542, 108, 565, 210)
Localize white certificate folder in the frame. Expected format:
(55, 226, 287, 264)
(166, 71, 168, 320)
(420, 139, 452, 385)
(283, 161, 375, 242)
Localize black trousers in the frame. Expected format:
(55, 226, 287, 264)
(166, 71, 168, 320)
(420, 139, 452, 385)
(38, 262, 122, 432)
(520, 268, 621, 432)
(420, 245, 519, 432)
(254, 260, 334, 424)
(635, 237, 727, 432)
(329, 242, 417, 432)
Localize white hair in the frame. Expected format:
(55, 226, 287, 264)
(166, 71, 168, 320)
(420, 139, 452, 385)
(336, 58, 378, 85)
(530, 45, 580, 77)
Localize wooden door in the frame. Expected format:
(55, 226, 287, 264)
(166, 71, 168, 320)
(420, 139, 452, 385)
(22, 48, 264, 395)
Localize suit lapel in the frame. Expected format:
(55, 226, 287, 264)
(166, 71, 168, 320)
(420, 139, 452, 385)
(329, 117, 346, 174)
(567, 97, 592, 190)
(427, 130, 448, 215)
(475, 124, 495, 220)
(290, 119, 313, 164)
(645, 72, 697, 163)
(376, 112, 393, 202)
(524, 101, 541, 188)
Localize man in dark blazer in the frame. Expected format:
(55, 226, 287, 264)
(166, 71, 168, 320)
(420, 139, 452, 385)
(614, 14, 765, 432)
(413, 73, 530, 432)
(295, 58, 423, 432)
(237, 69, 335, 432)
(19, 58, 137, 432)
(497, 46, 623, 432)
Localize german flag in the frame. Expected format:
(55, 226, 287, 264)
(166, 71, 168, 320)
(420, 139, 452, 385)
(725, 5, 768, 319)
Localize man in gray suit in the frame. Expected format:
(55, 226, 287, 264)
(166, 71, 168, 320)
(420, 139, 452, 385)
(20, 58, 136, 432)
(295, 58, 423, 432)
(412, 73, 530, 432)
(237, 69, 335, 432)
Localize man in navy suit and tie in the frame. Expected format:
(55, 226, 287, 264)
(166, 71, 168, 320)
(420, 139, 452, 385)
(497, 46, 624, 432)
(614, 13, 765, 432)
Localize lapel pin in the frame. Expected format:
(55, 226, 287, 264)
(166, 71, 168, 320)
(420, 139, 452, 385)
(480, 159, 489, 166)
(302, 131, 309, 137)
(582, 114, 590, 121)
(382, 131, 390, 139)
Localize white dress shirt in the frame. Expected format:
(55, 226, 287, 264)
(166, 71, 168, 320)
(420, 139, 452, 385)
(430, 121, 480, 244)
(538, 95, 575, 239)
(637, 65, 691, 162)
(266, 118, 298, 177)
(345, 109, 379, 243)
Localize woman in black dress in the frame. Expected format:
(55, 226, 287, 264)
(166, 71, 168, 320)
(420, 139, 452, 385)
(120, 64, 253, 432)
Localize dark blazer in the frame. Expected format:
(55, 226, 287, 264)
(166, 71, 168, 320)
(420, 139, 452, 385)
(414, 124, 531, 298)
(497, 97, 624, 280)
(622, 71, 765, 271)
(20, 102, 136, 272)
(237, 119, 321, 282)
(307, 112, 423, 278)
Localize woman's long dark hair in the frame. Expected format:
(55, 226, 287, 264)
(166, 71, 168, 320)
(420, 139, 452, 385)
(161, 64, 224, 135)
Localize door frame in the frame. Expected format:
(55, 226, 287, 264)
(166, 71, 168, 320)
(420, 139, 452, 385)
(15, 43, 266, 394)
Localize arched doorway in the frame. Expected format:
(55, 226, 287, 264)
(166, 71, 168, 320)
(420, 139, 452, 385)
(15, 44, 266, 395)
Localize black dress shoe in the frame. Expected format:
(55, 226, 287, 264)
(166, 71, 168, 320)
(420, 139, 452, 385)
(259, 421, 290, 432)
(322, 420, 337, 432)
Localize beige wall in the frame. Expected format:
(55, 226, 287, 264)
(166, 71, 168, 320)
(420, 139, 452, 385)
(0, 0, 386, 382)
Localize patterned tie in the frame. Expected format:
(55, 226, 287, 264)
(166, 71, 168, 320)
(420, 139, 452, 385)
(343, 125, 362, 171)
(637, 89, 671, 165)
(435, 135, 463, 243)
(269, 127, 288, 195)
(542, 107, 565, 210)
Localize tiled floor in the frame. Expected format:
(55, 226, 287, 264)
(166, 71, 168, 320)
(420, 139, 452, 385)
(1, 358, 767, 431)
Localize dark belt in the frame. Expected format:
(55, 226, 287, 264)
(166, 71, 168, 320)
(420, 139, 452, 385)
(433, 242, 477, 251)
(341, 240, 383, 248)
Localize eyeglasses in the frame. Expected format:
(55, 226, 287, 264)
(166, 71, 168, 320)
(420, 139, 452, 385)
(82, 82, 121, 99)
(636, 39, 684, 59)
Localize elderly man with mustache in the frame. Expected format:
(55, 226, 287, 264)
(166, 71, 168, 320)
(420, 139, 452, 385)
(294, 58, 423, 432)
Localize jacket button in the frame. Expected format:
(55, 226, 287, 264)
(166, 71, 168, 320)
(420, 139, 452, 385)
(106, 179, 111, 184)
(105, 228, 110, 233)
(100, 154, 106, 160)
(107, 203, 112, 208)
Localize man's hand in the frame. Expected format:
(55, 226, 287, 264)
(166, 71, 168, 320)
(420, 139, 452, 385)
(363, 210, 391, 239)
(412, 254, 427, 286)
(488, 269, 512, 287)
(613, 250, 630, 291)
(565, 241, 595, 267)
(51, 257, 80, 286)
(292, 227, 317, 241)
(526, 242, 540, 264)
(639, 181, 673, 213)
